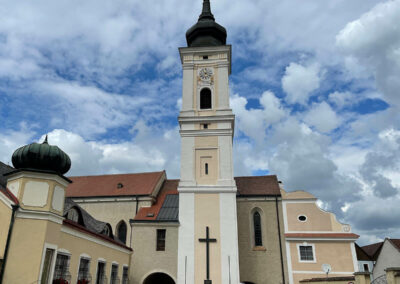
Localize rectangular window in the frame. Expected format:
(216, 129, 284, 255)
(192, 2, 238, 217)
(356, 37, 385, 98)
(77, 258, 90, 283)
(96, 261, 106, 284)
(363, 263, 369, 272)
(110, 264, 119, 284)
(205, 163, 209, 175)
(156, 229, 166, 251)
(122, 266, 129, 284)
(53, 253, 70, 283)
(299, 245, 314, 261)
(40, 248, 54, 284)
(203, 124, 208, 129)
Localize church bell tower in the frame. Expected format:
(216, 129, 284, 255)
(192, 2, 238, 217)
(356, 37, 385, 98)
(177, 1, 240, 283)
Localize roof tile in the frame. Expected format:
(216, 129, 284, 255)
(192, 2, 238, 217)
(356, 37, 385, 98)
(235, 175, 281, 196)
(66, 171, 165, 197)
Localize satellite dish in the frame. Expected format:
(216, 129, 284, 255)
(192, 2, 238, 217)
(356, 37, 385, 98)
(322, 264, 331, 275)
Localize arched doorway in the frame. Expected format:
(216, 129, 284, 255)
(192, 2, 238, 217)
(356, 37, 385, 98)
(143, 272, 175, 284)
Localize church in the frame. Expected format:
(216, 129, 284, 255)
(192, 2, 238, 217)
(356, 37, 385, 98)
(0, 1, 359, 284)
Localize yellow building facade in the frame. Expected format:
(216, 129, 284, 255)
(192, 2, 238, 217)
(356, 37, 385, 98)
(281, 189, 358, 284)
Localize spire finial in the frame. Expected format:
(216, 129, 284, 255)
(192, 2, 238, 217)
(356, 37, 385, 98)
(199, 0, 215, 21)
(43, 135, 48, 144)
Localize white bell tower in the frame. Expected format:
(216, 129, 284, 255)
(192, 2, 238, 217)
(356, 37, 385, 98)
(177, 1, 240, 284)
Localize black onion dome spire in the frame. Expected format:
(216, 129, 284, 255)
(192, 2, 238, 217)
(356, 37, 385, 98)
(186, 0, 227, 47)
(12, 135, 71, 175)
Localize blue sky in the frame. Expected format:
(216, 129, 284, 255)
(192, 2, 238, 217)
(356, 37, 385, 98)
(0, 0, 399, 245)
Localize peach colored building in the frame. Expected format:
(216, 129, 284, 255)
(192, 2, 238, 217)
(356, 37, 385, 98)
(281, 189, 359, 284)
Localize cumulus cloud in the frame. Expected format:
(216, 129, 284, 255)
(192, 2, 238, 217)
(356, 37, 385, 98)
(336, 0, 400, 106)
(329, 91, 357, 109)
(282, 62, 321, 105)
(37, 125, 181, 178)
(231, 91, 286, 143)
(359, 128, 400, 198)
(303, 101, 342, 133)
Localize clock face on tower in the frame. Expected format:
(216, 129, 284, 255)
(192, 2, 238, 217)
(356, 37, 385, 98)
(199, 67, 213, 81)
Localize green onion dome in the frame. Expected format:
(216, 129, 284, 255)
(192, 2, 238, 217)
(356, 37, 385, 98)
(186, 0, 227, 47)
(12, 136, 71, 175)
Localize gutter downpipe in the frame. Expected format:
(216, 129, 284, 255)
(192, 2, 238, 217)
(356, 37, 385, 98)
(275, 196, 286, 284)
(0, 204, 19, 284)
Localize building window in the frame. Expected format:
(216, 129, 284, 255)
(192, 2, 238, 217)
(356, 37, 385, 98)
(203, 123, 208, 129)
(53, 253, 71, 283)
(66, 208, 80, 223)
(253, 212, 263, 246)
(205, 163, 209, 175)
(40, 248, 55, 284)
(363, 263, 369, 272)
(156, 229, 166, 251)
(77, 257, 91, 283)
(200, 88, 212, 109)
(117, 221, 127, 244)
(122, 266, 129, 284)
(299, 245, 314, 261)
(110, 264, 119, 284)
(96, 261, 106, 284)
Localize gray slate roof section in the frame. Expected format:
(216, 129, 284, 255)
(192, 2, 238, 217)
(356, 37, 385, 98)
(0, 162, 14, 189)
(157, 194, 179, 221)
(64, 198, 116, 239)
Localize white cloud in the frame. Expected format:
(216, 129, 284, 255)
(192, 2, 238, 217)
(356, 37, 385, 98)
(282, 62, 321, 105)
(231, 91, 286, 143)
(35, 125, 181, 178)
(303, 101, 342, 133)
(336, 0, 400, 106)
(0, 123, 36, 164)
(328, 91, 357, 109)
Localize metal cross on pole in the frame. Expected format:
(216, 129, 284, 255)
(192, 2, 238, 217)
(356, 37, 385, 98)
(198, 226, 217, 284)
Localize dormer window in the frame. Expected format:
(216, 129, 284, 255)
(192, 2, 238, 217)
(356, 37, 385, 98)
(117, 183, 123, 189)
(67, 208, 79, 223)
(200, 88, 212, 109)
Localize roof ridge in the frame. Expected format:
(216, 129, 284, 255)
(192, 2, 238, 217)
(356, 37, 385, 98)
(69, 170, 165, 178)
(234, 175, 277, 178)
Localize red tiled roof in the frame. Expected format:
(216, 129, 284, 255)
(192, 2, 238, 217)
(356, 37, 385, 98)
(0, 187, 19, 205)
(134, 180, 179, 221)
(235, 175, 281, 196)
(362, 242, 384, 259)
(63, 219, 132, 251)
(285, 233, 359, 239)
(66, 171, 165, 198)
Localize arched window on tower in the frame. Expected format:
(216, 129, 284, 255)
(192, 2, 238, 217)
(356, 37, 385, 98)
(117, 220, 127, 244)
(200, 88, 212, 109)
(253, 211, 263, 246)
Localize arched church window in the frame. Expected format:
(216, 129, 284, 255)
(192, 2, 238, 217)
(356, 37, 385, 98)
(117, 220, 127, 244)
(253, 211, 263, 246)
(200, 88, 212, 109)
(67, 208, 80, 223)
